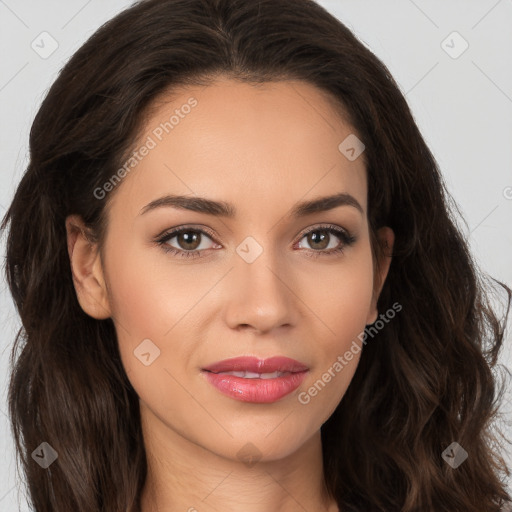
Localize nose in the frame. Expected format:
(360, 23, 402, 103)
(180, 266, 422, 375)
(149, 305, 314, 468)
(223, 246, 298, 335)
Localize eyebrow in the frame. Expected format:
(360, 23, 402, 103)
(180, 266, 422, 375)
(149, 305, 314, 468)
(139, 192, 364, 218)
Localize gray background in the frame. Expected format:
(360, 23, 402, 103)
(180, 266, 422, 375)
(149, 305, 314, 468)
(1, 0, 511, 509)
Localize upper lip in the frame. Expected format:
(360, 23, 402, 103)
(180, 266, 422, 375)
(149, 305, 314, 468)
(202, 356, 309, 374)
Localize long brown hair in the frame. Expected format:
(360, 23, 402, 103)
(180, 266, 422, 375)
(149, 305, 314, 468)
(1, 0, 511, 510)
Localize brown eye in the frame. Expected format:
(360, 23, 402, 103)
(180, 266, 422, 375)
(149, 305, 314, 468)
(174, 230, 202, 251)
(156, 227, 219, 258)
(305, 229, 331, 250)
(296, 224, 356, 258)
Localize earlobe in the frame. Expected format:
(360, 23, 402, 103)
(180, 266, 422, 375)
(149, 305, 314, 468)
(366, 226, 395, 325)
(65, 214, 111, 320)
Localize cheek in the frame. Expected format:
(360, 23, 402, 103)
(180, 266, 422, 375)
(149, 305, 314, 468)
(105, 239, 212, 340)
(306, 237, 375, 344)
(103, 241, 220, 395)
(298, 240, 374, 410)
(102, 242, 187, 380)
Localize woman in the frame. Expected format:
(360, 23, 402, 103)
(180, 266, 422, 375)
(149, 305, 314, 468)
(1, 0, 511, 510)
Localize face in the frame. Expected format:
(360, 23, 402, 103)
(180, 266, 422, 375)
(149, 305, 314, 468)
(66, 78, 393, 463)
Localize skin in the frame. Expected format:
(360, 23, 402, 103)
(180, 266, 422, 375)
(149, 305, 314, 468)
(66, 78, 394, 512)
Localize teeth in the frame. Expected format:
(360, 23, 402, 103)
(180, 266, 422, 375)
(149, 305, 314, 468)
(243, 371, 264, 378)
(225, 371, 247, 378)
(217, 370, 288, 379)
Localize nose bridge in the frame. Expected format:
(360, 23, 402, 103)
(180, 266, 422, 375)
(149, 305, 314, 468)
(224, 234, 295, 332)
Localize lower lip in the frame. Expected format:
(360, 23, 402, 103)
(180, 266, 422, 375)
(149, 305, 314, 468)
(202, 370, 309, 403)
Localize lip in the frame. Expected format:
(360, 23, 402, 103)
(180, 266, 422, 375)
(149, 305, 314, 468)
(202, 370, 309, 403)
(202, 356, 309, 374)
(201, 356, 309, 403)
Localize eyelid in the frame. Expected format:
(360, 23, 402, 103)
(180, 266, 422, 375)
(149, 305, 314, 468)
(154, 223, 218, 241)
(295, 223, 351, 241)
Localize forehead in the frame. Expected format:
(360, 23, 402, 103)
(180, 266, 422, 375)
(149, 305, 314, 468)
(107, 78, 367, 224)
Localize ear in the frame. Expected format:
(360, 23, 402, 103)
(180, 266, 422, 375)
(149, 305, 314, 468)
(65, 214, 111, 319)
(366, 226, 394, 325)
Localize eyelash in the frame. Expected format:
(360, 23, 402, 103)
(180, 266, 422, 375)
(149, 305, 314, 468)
(155, 224, 356, 260)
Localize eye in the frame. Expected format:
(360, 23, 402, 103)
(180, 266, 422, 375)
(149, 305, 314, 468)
(155, 223, 356, 259)
(295, 224, 356, 258)
(156, 226, 220, 259)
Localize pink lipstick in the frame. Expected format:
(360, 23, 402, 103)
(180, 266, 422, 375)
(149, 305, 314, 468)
(201, 356, 309, 403)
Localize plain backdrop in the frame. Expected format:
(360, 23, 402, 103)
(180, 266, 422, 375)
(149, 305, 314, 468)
(1, 0, 511, 509)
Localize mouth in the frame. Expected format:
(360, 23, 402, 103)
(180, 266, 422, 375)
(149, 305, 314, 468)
(201, 356, 309, 403)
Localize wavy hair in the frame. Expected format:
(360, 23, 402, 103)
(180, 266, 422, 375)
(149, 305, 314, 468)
(1, 0, 511, 510)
